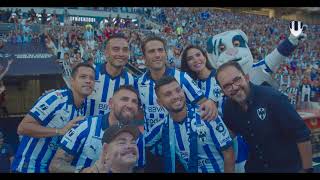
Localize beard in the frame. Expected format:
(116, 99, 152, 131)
(230, 85, 250, 104)
(114, 108, 136, 125)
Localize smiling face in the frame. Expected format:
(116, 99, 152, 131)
(217, 65, 250, 105)
(207, 30, 254, 75)
(108, 132, 138, 166)
(185, 48, 208, 73)
(156, 80, 186, 113)
(109, 89, 139, 124)
(106, 38, 129, 69)
(71, 66, 95, 97)
(143, 40, 167, 71)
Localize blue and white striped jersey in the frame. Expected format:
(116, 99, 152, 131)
(137, 67, 205, 133)
(196, 70, 224, 116)
(145, 105, 233, 173)
(59, 113, 145, 171)
(11, 88, 85, 173)
(84, 63, 136, 116)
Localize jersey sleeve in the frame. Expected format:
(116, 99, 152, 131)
(180, 72, 205, 104)
(59, 119, 90, 156)
(144, 120, 164, 148)
(28, 91, 62, 126)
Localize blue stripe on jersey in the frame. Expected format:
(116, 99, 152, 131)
(90, 99, 95, 116)
(70, 120, 92, 155)
(84, 159, 93, 169)
(200, 165, 208, 173)
(203, 144, 221, 173)
(145, 123, 162, 144)
(101, 75, 110, 102)
(21, 138, 39, 172)
(45, 95, 58, 105)
(11, 136, 30, 171)
(95, 119, 102, 137)
(70, 106, 75, 119)
(28, 111, 43, 124)
(264, 62, 273, 73)
(252, 60, 265, 67)
(173, 123, 185, 151)
(83, 98, 87, 116)
(95, 64, 101, 80)
(61, 90, 68, 97)
(137, 134, 144, 167)
(34, 137, 52, 172)
(149, 80, 154, 105)
(181, 75, 202, 104)
(124, 71, 129, 84)
(113, 77, 120, 94)
(42, 103, 64, 126)
(70, 119, 92, 166)
(204, 121, 224, 158)
(205, 78, 211, 98)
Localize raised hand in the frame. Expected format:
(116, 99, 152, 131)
(59, 116, 84, 135)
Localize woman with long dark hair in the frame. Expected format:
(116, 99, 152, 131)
(181, 44, 248, 173)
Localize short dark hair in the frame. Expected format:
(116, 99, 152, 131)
(105, 34, 128, 48)
(154, 76, 178, 96)
(181, 45, 213, 80)
(216, 61, 246, 83)
(141, 36, 167, 55)
(114, 85, 140, 106)
(71, 63, 95, 78)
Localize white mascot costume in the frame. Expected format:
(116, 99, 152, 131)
(207, 29, 306, 87)
(206, 29, 306, 172)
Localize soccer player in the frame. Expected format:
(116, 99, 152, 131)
(137, 36, 217, 171)
(137, 36, 217, 133)
(84, 34, 135, 116)
(11, 63, 95, 173)
(145, 76, 235, 173)
(49, 85, 144, 173)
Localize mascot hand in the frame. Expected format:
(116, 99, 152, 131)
(288, 24, 307, 46)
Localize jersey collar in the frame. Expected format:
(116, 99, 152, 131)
(99, 63, 126, 79)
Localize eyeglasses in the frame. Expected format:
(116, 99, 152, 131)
(222, 76, 243, 92)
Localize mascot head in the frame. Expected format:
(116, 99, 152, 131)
(207, 29, 253, 75)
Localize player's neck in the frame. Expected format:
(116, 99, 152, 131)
(170, 106, 187, 123)
(106, 62, 123, 78)
(150, 67, 166, 81)
(71, 89, 85, 108)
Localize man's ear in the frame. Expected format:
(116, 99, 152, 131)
(245, 74, 250, 82)
(108, 98, 113, 110)
(102, 143, 109, 154)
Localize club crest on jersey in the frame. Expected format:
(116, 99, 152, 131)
(257, 108, 266, 120)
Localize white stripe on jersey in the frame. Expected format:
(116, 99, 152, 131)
(12, 88, 85, 173)
(196, 70, 224, 116)
(59, 114, 145, 171)
(145, 105, 233, 172)
(85, 63, 135, 116)
(137, 67, 204, 133)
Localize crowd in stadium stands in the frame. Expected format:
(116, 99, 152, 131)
(0, 7, 319, 105)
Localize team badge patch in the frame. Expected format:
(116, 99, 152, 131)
(257, 108, 266, 120)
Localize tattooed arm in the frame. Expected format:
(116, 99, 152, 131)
(49, 148, 76, 173)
